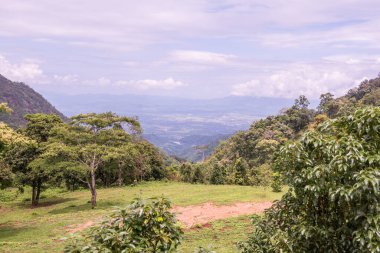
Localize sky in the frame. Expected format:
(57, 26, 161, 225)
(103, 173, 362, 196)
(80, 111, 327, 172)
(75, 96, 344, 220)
(0, 0, 380, 99)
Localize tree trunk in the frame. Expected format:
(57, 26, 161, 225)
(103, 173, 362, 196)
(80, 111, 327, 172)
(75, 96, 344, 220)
(36, 179, 42, 204)
(118, 161, 123, 186)
(90, 169, 97, 208)
(31, 180, 38, 206)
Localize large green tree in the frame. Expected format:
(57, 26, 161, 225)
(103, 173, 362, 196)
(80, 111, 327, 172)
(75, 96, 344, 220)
(45, 112, 141, 208)
(239, 107, 380, 252)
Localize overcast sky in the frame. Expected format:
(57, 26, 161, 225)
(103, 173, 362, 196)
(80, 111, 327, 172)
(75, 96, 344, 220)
(1, 0, 380, 99)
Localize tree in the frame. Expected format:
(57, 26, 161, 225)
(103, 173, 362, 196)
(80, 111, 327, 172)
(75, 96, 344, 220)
(0, 102, 13, 115)
(284, 95, 315, 133)
(234, 158, 249, 185)
(239, 107, 380, 252)
(180, 163, 193, 183)
(294, 94, 310, 109)
(65, 197, 183, 253)
(46, 112, 141, 208)
(0, 122, 31, 188)
(192, 163, 205, 183)
(318, 92, 339, 117)
(2, 114, 63, 206)
(210, 162, 226, 185)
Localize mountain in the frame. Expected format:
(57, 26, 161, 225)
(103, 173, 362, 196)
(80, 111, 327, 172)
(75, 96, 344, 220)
(43, 93, 300, 161)
(0, 74, 66, 128)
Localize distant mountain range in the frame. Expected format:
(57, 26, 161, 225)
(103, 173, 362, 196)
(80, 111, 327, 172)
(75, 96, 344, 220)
(44, 93, 300, 161)
(0, 75, 65, 128)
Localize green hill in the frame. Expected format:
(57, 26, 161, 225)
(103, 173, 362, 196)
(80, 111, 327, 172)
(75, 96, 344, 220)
(0, 74, 66, 128)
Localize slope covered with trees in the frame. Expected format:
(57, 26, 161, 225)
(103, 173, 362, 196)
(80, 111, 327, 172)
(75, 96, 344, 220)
(0, 74, 66, 128)
(178, 76, 380, 187)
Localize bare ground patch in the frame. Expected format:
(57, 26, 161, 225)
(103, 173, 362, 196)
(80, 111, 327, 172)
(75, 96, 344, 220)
(66, 201, 272, 233)
(173, 201, 272, 228)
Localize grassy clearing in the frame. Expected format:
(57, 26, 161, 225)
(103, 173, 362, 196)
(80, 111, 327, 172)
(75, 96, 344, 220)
(0, 181, 283, 252)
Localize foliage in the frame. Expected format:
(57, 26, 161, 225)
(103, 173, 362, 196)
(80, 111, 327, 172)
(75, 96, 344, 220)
(239, 107, 380, 252)
(180, 163, 193, 183)
(210, 162, 226, 185)
(0, 102, 13, 114)
(191, 163, 205, 183)
(2, 114, 63, 205)
(270, 172, 282, 192)
(64, 197, 183, 253)
(234, 158, 249, 185)
(42, 112, 143, 208)
(205, 95, 314, 187)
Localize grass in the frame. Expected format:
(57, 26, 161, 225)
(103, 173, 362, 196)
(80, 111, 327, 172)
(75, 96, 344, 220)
(0, 181, 283, 252)
(178, 215, 253, 252)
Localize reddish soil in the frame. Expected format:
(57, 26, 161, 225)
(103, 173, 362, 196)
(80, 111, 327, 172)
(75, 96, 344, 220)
(172, 201, 272, 228)
(66, 201, 272, 233)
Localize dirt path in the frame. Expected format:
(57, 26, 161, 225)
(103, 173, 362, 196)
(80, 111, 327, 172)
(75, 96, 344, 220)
(66, 201, 272, 232)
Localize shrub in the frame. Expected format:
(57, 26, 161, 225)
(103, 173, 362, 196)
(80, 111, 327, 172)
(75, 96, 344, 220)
(239, 107, 380, 252)
(210, 163, 225, 185)
(270, 172, 282, 192)
(65, 197, 183, 253)
(192, 164, 205, 184)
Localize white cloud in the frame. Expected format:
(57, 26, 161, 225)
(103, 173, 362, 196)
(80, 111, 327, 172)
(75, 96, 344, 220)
(231, 64, 366, 98)
(170, 50, 236, 65)
(0, 0, 380, 52)
(0, 55, 44, 82)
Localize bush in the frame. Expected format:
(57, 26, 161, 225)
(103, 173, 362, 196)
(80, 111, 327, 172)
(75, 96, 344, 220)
(210, 163, 225, 185)
(65, 197, 183, 253)
(270, 172, 282, 192)
(0, 188, 19, 202)
(192, 164, 205, 184)
(180, 163, 193, 183)
(239, 107, 380, 252)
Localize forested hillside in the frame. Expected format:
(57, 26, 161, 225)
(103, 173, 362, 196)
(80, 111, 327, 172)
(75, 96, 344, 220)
(0, 74, 65, 128)
(181, 76, 380, 187)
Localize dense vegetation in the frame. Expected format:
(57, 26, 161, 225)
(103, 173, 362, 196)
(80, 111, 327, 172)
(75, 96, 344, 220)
(238, 107, 380, 252)
(0, 108, 168, 208)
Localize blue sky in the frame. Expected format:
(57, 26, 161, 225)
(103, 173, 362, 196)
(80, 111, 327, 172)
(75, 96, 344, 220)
(0, 0, 380, 99)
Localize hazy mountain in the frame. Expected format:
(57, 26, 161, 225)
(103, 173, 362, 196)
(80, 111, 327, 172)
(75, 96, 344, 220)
(0, 75, 66, 128)
(44, 93, 297, 160)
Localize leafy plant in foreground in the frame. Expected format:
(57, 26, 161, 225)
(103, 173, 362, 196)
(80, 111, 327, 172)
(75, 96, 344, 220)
(65, 197, 183, 253)
(238, 107, 380, 253)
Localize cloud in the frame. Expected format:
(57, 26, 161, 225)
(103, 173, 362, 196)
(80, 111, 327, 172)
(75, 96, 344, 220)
(2, 0, 378, 51)
(170, 50, 236, 65)
(116, 78, 186, 90)
(322, 55, 380, 64)
(231, 63, 369, 98)
(0, 55, 44, 82)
